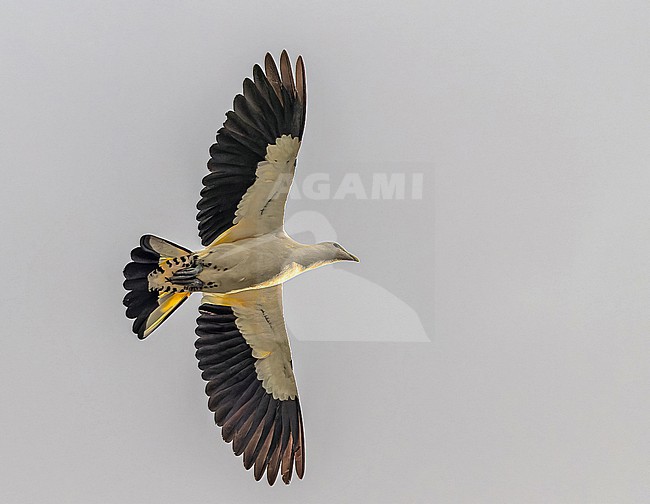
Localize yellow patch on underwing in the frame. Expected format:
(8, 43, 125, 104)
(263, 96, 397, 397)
(144, 292, 189, 338)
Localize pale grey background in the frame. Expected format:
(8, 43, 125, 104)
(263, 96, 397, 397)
(1, 1, 649, 503)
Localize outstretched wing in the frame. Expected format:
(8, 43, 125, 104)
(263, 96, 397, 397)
(197, 51, 307, 246)
(195, 286, 305, 485)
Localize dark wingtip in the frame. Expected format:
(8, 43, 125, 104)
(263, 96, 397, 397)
(264, 52, 283, 104)
(265, 52, 276, 68)
(251, 63, 265, 83)
(253, 469, 263, 481)
(279, 50, 296, 97)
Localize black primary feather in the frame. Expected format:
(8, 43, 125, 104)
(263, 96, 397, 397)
(197, 51, 307, 246)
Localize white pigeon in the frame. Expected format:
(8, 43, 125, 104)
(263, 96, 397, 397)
(122, 51, 358, 485)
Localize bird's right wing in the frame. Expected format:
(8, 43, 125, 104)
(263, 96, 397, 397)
(195, 286, 305, 485)
(197, 51, 307, 246)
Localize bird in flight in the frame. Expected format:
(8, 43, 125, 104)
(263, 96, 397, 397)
(122, 51, 358, 485)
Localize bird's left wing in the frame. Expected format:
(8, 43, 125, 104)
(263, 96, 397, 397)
(197, 51, 306, 246)
(195, 285, 305, 485)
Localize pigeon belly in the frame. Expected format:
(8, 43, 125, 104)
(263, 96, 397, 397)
(195, 235, 300, 294)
